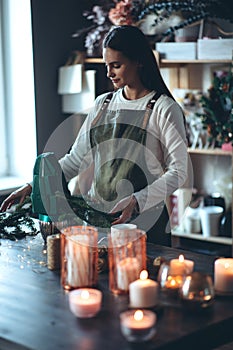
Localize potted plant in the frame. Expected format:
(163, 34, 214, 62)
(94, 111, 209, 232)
(196, 64, 233, 148)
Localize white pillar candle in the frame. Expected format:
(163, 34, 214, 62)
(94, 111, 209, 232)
(129, 270, 159, 308)
(117, 257, 140, 292)
(169, 255, 194, 275)
(69, 288, 102, 318)
(214, 258, 233, 294)
(66, 235, 89, 287)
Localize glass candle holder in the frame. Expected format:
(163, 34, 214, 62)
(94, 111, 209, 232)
(61, 226, 98, 290)
(157, 262, 185, 297)
(120, 309, 157, 342)
(108, 229, 147, 294)
(179, 272, 215, 310)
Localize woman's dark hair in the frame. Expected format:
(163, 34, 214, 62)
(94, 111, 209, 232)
(103, 25, 174, 99)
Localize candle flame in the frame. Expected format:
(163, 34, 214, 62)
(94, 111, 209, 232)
(179, 255, 184, 262)
(81, 290, 90, 300)
(134, 310, 143, 321)
(140, 270, 148, 280)
(170, 279, 177, 287)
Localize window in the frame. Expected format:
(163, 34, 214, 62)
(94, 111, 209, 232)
(0, 0, 36, 194)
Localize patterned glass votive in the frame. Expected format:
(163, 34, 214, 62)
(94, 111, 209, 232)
(180, 272, 215, 310)
(108, 229, 147, 294)
(61, 226, 98, 290)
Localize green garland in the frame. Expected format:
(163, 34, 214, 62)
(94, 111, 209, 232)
(56, 192, 121, 228)
(0, 191, 122, 242)
(0, 197, 38, 240)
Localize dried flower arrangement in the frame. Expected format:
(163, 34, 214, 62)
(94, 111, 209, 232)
(72, 0, 233, 56)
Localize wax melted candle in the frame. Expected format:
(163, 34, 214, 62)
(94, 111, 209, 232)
(129, 270, 159, 308)
(120, 309, 157, 342)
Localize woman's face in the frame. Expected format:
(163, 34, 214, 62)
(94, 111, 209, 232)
(103, 48, 141, 89)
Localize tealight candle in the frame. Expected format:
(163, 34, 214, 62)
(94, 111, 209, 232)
(214, 258, 233, 294)
(69, 288, 102, 318)
(120, 309, 157, 342)
(129, 270, 159, 308)
(169, 255, 194, 275)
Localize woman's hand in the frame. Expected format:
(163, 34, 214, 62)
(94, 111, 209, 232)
(0, 183, 32, 212)
(110, 195, 139, 225)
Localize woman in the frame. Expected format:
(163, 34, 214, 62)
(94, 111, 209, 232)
(0, 25, 189, 246)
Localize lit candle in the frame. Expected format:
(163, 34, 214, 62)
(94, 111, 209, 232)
(169, 255, 194, 275)
(129, 270, 159, 308)
(214, 258, 233, 294)
(69, 288, 102, 318)
(165, 275, 184, 290)
(117, 257, 140, 292)
(120, 309, 157, 342)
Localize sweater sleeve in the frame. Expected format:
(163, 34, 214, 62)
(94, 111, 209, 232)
(134, 96, 190, 213)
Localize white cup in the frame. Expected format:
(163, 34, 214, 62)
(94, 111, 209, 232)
(184, 207, 201, 233)
(199, 206, 224, 237)
(111, 223, 137, 246)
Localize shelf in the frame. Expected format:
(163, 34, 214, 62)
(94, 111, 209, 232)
(172, 228, 232, 246)
(85, 58, 104, 64)
(188, 148, 232, 156)
(84, 54, 232, 65)
(160, 59, 232, 65)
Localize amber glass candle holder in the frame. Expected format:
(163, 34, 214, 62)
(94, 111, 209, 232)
(157, 262, 185, 297)
(61, 226, 98, 290)
(108, 229, 147, 294)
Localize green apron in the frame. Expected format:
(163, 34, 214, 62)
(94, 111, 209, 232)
(89, 92, 171, 246)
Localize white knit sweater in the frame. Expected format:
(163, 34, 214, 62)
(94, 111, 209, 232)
(59, 88, 189, 213)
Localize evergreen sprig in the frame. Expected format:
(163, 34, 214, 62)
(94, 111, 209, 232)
(0, 197, 38, 240)
(55, 192, 121, 228)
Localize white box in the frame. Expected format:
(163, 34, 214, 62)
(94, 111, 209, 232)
(62, 70, 96, 113)
(58, 64, 82, 94)
(155, 42, 197, 60)
(197, 39, 233, 59)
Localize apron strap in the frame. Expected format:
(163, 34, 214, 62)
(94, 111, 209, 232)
(91, 92, 114, 127)
(142, 91, 161, 129)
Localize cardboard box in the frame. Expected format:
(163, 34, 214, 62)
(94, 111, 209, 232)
(197, 39, 233, 59)
(155, 42, 197, 60)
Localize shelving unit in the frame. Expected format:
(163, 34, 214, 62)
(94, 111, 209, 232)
(188, 148, 232, 156)
(172, 228, 232, 246)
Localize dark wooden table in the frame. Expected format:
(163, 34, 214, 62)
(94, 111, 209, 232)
(0, 233, 233, 350)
